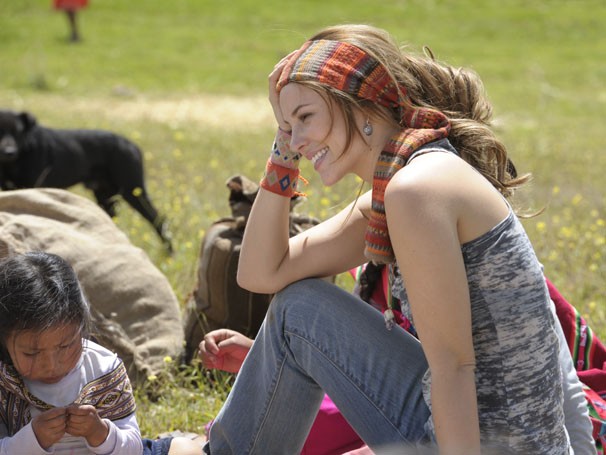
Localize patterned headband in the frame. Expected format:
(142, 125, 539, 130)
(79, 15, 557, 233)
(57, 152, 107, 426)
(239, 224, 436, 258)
(278, 38, 451, 272)
(277, 39, 406, 119)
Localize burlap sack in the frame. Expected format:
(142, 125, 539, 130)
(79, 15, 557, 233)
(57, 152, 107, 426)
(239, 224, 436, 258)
(0, 188, 184, 382)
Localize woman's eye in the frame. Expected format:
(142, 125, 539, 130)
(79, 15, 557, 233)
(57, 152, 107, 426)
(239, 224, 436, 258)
(299, 113, 311, 122)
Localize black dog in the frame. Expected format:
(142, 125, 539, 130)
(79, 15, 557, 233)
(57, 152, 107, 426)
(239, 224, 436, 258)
(0, 109, 173, 253)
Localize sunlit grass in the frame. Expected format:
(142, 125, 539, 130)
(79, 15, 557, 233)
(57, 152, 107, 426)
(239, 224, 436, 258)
(523, 190, 606, 324)
(133, 357, 233, 437)
(6, 90, 605, 440)
(1, 0, 604, 440)
(57, 101, 603, 438)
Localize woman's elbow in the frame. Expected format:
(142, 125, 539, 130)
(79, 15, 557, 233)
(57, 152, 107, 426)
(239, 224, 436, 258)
(236, 268, 255, 291)
(237, 268, 278, 294)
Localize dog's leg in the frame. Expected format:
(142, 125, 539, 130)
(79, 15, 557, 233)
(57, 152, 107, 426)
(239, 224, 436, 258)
(94, 188, 119, 218)
(122, 189, 174, 254)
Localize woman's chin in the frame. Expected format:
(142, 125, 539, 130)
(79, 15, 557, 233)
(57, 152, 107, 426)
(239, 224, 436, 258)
(319, 175, 339, 187)
(317, 169, 345, 187)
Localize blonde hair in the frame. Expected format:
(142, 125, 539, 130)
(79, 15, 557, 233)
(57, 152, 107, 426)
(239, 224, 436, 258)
(307, 24, 530, 198)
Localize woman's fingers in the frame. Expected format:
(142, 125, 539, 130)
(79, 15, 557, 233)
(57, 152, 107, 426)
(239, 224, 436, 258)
(268, 51, 297, 130)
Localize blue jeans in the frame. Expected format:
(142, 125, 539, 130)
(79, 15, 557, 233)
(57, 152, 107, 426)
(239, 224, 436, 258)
(142, 437, 173, 455)
(205, 279, 431, 454)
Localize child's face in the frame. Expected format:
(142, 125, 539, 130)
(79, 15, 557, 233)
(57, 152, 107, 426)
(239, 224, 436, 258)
(6, 324, 82, 384)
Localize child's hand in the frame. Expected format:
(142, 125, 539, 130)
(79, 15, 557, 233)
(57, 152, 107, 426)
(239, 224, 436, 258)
(65, 404, 109, 448)
(31, 406, 67, 449)
(198, 329, 253, 373)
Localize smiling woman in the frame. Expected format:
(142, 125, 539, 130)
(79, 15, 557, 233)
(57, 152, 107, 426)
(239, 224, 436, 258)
(276, 82, 396, 186)
(204, 23, 596, 455)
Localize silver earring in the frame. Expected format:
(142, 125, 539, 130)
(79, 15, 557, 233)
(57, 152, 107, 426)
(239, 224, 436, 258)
(363, 119, 373, 136)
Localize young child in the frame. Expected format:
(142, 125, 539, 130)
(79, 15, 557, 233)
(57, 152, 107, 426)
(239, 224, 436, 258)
(0, 251, 202, 454)
(52, 0, 88, 42)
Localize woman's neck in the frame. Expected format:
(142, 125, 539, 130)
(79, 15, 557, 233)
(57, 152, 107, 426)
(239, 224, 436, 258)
(359, 121, 400, 183)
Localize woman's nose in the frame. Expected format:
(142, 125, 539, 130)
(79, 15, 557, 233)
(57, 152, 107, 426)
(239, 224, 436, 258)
(289, 128, 305, 152)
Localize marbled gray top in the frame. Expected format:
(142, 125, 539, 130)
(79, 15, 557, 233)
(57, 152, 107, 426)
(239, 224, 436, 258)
(391, 179, 570, 454)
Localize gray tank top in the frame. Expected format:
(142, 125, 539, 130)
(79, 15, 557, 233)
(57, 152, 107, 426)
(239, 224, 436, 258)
(390, 141, 571, 454)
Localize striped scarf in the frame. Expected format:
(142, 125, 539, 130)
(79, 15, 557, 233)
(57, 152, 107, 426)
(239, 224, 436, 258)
(0, 353, 136, 436)
(277, 39, 450, 263)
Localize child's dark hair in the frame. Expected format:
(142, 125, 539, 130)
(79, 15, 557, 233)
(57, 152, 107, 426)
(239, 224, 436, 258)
(0, 251, 91, 362)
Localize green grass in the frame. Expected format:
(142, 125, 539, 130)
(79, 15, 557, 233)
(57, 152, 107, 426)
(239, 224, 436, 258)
(1, 0, 605, 439)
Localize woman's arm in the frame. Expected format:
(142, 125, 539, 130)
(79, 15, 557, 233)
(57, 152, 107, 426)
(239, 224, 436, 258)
(385, 157, 486, 455)
(238, 189, 371, 294)
(238, 53, 370, 294)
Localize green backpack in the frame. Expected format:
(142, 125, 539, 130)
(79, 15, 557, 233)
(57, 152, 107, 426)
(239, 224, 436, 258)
(183, 175, 322, 361)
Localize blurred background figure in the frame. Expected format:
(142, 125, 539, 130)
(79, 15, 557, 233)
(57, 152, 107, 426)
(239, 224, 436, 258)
(52, 0, 88, 42)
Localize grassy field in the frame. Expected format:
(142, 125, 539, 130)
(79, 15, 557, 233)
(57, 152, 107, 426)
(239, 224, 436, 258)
(1, 0, 605, 439)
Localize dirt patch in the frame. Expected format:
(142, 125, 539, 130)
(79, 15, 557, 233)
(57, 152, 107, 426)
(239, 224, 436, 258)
(3, 92, 276, 131)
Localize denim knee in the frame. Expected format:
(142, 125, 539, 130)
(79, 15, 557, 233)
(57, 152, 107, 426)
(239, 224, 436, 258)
(270, 278, 333, 319)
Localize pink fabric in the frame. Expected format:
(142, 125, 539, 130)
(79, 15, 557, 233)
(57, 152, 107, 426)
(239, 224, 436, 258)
(53, 0, 88, 10)
(302, 395, 365, 455)
(547, 278, 606, 452)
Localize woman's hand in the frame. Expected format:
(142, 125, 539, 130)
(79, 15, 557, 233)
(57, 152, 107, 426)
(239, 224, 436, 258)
(198, 329, 254, 374)
(31, 406, 67, 449)
(268, 52, 296, 131)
